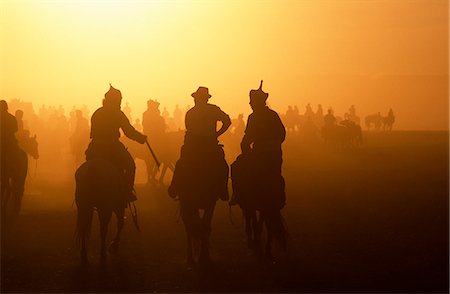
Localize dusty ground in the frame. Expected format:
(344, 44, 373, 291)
(1, 131, 449, 293)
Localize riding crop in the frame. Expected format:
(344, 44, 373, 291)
(145, 139, 161, 168)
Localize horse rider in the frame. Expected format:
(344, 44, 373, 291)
(169, 86, 231, 201)
(230, 81, 286, 208)
(142, 99, 166, 183)
(324, 108, 336, 126)
(1, 100, 20, 167)
(85, 85, 147, 201)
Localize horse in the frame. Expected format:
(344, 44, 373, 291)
(231, 154, 287, 259)
(321, 122, 362, 148)
(382, 115, 395, 131)
(169, 144, 229, 266)
(75, 159, 128, 264)
(1, 147, 28, 222)
(123, 131, 183, 185)
(365, 113, 382, 131)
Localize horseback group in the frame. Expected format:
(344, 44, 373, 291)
(365, 108, 395, 131)
(321, 106, 363, 148)
(74, 81, 287, 267)
(1, 100, 39, 224)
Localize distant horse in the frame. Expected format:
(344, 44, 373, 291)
(124, 131, 183, 185)
(365, 113, 382, 130)
(231, 154, 287, 259)
(75, 159, 127, 264)
(382, 115, 395, 131)
(169, 144, 229, 266)
(280, 113, 301, 132)
(321, 122, 362, 148)
(1, 147, 28, 221)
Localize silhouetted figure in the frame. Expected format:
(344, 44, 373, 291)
(15, 110, 24, 132)
(133, 119, 142, 132)
(173, 104, 182, 130)
(382, 108, 395, 131)
(347, 105, 360, 125)
(305, 103, 314, 119)
(142, 99, 167, 184)
(285, 105, 297, 132)
(1, 100, 20, 167)
(85, 85, 147, 201)
(232, 113, 246, 136)
(230, 81, 287, 258)
(365, 112, 382, 131)
(123, 101, 132, 122)
(315, 104, 324, 128)
(1, 100, 28, 219)
(169, 86, 231, 266)
(162, 106, 170, 124)
(14, 109, 39, 160)
(324, 108, 336, 126)
(15, 110, 27, 148)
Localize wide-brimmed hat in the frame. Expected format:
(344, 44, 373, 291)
(191, 86, 211, 99)
(249, 80, 269, 102)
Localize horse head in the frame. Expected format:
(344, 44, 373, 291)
(29, 135, 39, 160)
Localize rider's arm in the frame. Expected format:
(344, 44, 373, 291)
(120, 112, 147, 144)
(215, 108, 231, 138)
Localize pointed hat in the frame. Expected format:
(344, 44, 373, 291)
(105, 83, 122, 101)
(249, 80, 268, 102)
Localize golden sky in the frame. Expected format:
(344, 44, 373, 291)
(0, 0, 448, 130)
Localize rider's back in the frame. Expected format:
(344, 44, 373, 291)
(1, 111, 18, 152)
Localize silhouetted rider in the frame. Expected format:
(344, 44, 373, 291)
(1, 100, 19, 159)
(324, 108, 336, 126)
(230, 81, 286, 207)
(85, 85, 146, 200)
(241, 84, 286, 157)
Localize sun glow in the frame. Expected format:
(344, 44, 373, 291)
(1, 0, 448, 130)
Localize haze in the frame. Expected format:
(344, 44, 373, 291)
(1, 0, 448, 130)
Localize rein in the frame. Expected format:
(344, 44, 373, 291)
(128, 202, 141, 232)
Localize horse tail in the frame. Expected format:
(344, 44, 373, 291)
(74, 161, 94, 247)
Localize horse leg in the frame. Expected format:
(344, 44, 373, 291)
(199, 204, 216, 265)
(186, 232, 194, 266)
(244, 209, 256, 250)
(144, 159, 155, 185)
(265, 220, 273, 260)
(109, 208, 125, 252)
(11, 151, 27, 218)
(180, 201, 200, 265)
(158, 164, 167, 184)
(76, 206, 93, 265)
(98, 208, 112, 263)
(253, 211, 264, 256)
